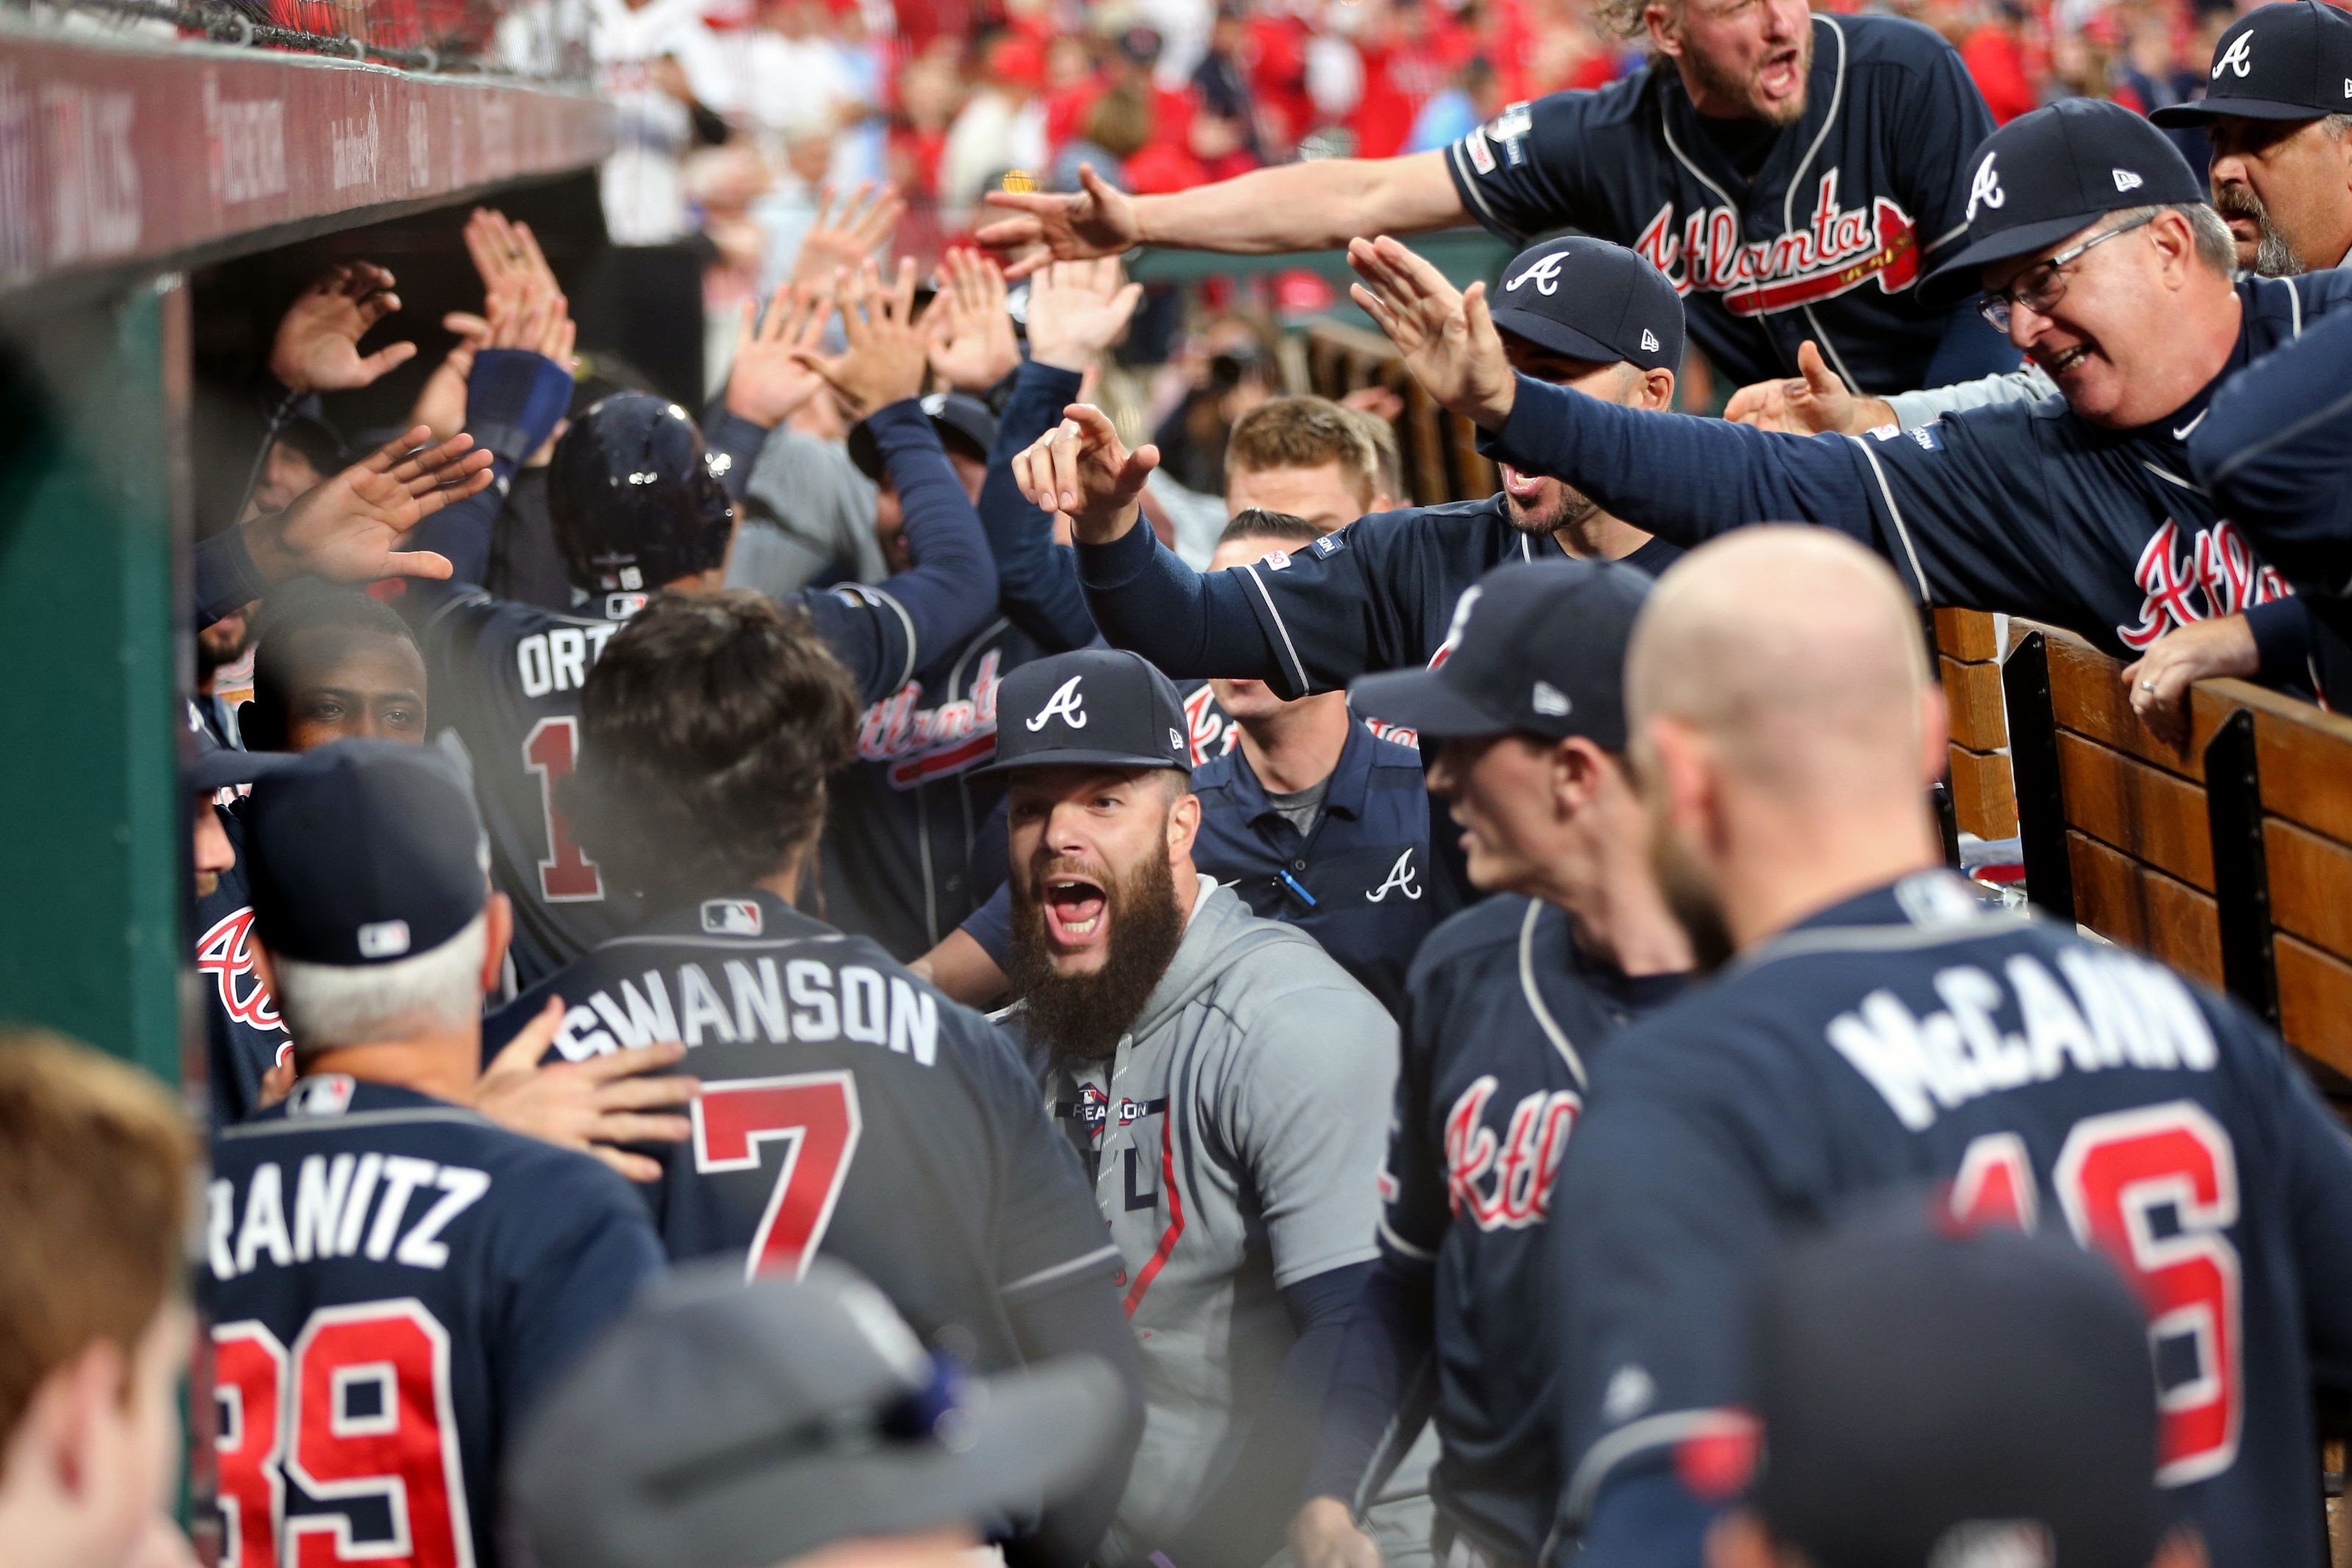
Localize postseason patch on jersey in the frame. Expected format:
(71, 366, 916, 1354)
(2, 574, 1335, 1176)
(1312, 530, 1348, 558)
(1483, 101, 1534, 168)
(1867, 422, 1940, 449)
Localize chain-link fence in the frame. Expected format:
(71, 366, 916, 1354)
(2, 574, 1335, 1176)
(6, 0, 592, 77)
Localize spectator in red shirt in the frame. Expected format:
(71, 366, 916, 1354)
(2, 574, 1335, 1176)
(1349, 0, 1472, 160)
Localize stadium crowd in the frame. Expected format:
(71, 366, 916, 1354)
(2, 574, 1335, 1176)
(16, 0, 2352, 1566)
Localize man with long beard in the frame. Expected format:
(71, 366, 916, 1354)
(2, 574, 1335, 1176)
(988, 647, 1400, 1568)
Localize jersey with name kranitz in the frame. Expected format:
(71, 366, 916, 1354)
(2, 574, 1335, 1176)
(404, 581, 920, 988)
(205, 1077, 664, 1568)
(482, 888, 1119, 1371)
(1546, 872, 2352, 1568)
(1190, 719, 1448, 1015)
(1446, 14, 1995, 392)
(197, 807, 289, 1130)
(1376, 895, 1685, 1558)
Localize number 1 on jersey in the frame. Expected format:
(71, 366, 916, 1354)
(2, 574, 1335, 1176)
(692, 1072, 862, 1280)
(522, 716, 603, 903)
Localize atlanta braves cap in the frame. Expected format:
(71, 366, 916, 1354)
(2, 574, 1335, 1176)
(2151, 1, 2352, 126)
(1749, 1203, 2162, 1568)
(243, 739, 491, 967)
(1486, 236, 1684, 374)
(186, 700, 299, 794)
(984, 647, 1192, 774)
(847, 390, 1000, 482)
(1916, 98, 2205, 309)
(1348, 558, 1652, 747)
(510, 1259, 1127, 1568)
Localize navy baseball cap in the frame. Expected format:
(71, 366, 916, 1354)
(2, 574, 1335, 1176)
(985, 648, 1191, 774)
(187, 700, 298, 794)
(510, 1259, 1127, 1568)
(1349, 558, 1652, 748)
(243, 739, 491, 967)
(848, 391, 1000, 482)
(2152, 1, 2352, 126)
(1918, 98, 2205, 308)
(1488, 237, 1684, 374)
(1749, 1204, 2162, 1568)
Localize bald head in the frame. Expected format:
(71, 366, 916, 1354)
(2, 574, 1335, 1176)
(1629, 528, 1933, 805)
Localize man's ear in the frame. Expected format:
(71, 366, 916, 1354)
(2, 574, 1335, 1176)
(2151, 208, 2197, 287)
(1166, 786, 1202, 864)
(1552, 736, 1607, 815)
(1915, 681, 1950, 791)
(481, 894, 514, 995)
(37, 1338, 132, 1498)
(1641, 366, 1678, 410)
(1643, 0, 1686, 60)
(1369, 490, 1396, 514)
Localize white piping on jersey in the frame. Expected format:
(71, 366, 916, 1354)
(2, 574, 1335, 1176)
(1563, 1406, 1756, 1524)
(218, 1107, 495, 1139)
(1738, 907, 2029, 972)
(1788, 18, 1865, 390)
(839, 583, 921, 693)
(1002, 1242, 1122, 1298)
(1449, 138, 1517, 238)
(1377, 1214, 1438, 1262)
(1845, 436, 1934, 601)
(2278, 272, 2303, 338)
(1239, 561, 1315, 695)
(590, 930, 849, 951)
(1926, 217, 1970, 254)
(2140, 460, 2205, 496)
(1519, 899, 1585, 1090)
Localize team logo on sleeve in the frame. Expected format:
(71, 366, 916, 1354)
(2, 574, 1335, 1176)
(700, 899, 763, 935)
(1443, 1076, 1581, 1229)
(1635, 170, 1921, 318)
(1025, 675, 1089, 732)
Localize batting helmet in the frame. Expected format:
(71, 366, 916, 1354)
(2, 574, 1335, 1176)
(548, 393, 736, 595)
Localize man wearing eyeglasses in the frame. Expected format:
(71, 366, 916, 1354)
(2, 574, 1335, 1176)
(1343, 98, 2352, 679)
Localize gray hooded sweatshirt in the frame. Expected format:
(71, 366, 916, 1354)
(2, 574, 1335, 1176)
(1004, 875, 1402, 1565)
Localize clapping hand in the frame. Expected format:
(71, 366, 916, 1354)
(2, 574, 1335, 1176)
(1024, 256, 1144, 374)
(269, 263, 417, 395)
(1345, 235, 1516, 429)
(1010, 403, 1161, 544)
(789, 258, 929, 422)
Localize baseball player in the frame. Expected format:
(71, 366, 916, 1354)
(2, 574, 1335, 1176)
(384, 265, 1000, 985)
(190, 708, 298, 1129)
(976, 0, 2015, 392)
(207, 741, 667, 1568)
(1352, 101, 2352, 674)
(1291, 561, 1691, 1568)
(1546, 529, 2352, 1568)
(479, 591, 1143, 1568)
(987, 648, 1402, 1568)
(239, 586, 429, 755)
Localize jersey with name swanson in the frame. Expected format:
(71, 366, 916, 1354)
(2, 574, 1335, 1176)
(483, 888, 1119, 1371)
(205, 1077, 665, 1568)
(1546, 872, 2352, 1568)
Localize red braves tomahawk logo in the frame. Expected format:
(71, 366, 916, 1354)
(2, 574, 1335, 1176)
(1634, 169, 1921, 318)
(1444, 1076, 1581, 1229)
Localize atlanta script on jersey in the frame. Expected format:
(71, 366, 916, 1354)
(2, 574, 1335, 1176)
(1445, 14, 1997, 391)
(1546, 873, 2352, 1567)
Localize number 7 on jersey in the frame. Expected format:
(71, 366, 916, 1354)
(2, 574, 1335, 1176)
(692, 1072, 862, 1281)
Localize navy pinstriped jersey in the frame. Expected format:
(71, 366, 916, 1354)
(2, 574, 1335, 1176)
(1378, 896, 1684, 1558)
(1547, 872, 2352, 1567)
(1477, 271, 2352, 663)
(404, 583, 922, 988)
(205, 1077, 664, 1568)
(1445, 15, 1996, 392)
(482, 888, 1120, 1371)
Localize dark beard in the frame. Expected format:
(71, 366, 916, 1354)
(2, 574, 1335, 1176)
(1008, 851, 1188, 1073)
(1646, 796, 1737, 975)
(1505, 483, 1600, 539)
(1685, 35, 1810, 127)
(2213, 184, 2298, 278)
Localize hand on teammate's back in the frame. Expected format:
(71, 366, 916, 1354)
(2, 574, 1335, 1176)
(1025, 256, 1146, 375)
(724, 281, 832, 429)
(1723, 339, 1893, 437)
(472, 997, 700, 1182)
(268, 262, 417, 396)
(790, 258, 930, 422)
(924, 247, 1022, 395)
(974, 162, 1141, 280)
(241, 426, 495, 586)
(1346, 236, 1516, 431)
(1010, 403, 1161, 544)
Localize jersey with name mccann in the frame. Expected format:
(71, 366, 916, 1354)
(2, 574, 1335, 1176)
(1546, 873, 2352, 1567)
(1445, 14, 1993, 392)
(1377, 896, 1684, 1558)
(404, 583, 921, 988)
(204, 1078, 665, 1568)
(483, 888, 1119, 1370)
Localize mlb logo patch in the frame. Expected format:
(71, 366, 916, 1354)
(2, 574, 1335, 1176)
(287, 1074, 357, 1119)
(357, 920, 412, 959)
(1076, 1083, 1111, 1141)
(1866, 422, 1904, 442)
(702, 899, 763, 936)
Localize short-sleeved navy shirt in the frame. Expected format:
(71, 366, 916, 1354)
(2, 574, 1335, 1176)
(1444, 13, 1998, 392)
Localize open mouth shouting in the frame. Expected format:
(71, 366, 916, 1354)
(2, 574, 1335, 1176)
(1500, 463, 1546, 503)
(1043, 872, 1111, 952)
(1757, 46, 1804, 107)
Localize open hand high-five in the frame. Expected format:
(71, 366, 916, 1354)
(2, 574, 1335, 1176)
(1723, 339, 1893, 437)
(268, 262, 417, 396)
(1024, 256, 1145, 374)
(244, 426, 496, 586)
(789, 181, 907, 294)
(974, 162, 1141, 281)
(725, 280, 833, 429)
(924, 246, 1022, 395)
(1345, 235, 1517, 430)
(789, 257, 929, 422)
(1010, 403, 1160, 544)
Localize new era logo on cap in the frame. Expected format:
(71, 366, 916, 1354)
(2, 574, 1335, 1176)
(2112, 168, 2142, 193)
(1640, 328, 1660, 353)
(1532, 680, 1573, 716)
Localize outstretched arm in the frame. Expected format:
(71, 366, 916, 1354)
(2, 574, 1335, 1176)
(975, 153, 1466, 278)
